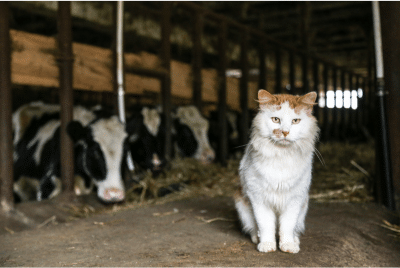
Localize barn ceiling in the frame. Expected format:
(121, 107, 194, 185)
(199, 1, 373, 74)
(8, 1, 374, 75)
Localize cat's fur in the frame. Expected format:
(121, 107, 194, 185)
(235, 89, 319, 254)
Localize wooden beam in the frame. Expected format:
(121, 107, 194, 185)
(0, 2, 14, 212)
(218, 21, 228, 165)
(240, 30, 250, 146)
(192, 11, 204, 111)
(381, 1, 400, 197)
(57, 1, 75, 195)
(161, 2, 172, 160)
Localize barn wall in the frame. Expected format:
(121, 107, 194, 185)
(10, 29, 260, 112)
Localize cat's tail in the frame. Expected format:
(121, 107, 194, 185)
(234, 190, 258, 244)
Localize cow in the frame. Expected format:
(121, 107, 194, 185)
(125, 105, 215, 168)
(208, 110, 242, 159)
(172, 106, 215, 164)
(12, 102, 131, 203)
(126, 107, 166, 176)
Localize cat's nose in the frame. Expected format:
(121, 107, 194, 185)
(282, 131, 289, 137)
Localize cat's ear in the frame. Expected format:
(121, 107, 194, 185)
(258, 89, 276, 105)
(299, 92, 317, 106)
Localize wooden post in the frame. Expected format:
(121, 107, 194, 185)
(192, 11, 203, 112)
(380, 1, 400, 199)
(301, 2, 311, 94)
(240, 30, 250, 146)
(275, 48, 282, 93)
(339, 71, 346, 140)
(312, 60, 320, 122)
(0, 2, 14, 212)
(218, 21, 228, 165)
(57, 1, 75, 195)
(289, 51, 296, 94)
(161, 2, 172, 160)
(332, 68, 339, 140)
(322, 64, 329, 140)
(258, 39, 267, 92)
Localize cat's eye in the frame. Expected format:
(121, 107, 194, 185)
(292, 118, 301, 124)
(271, 117, 280, 123)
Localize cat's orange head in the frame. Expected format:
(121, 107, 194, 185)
(258, 90, 317, 116)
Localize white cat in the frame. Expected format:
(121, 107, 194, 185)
(235, 89, 319, 254)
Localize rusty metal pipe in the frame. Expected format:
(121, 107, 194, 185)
(0, 2, 14, 212)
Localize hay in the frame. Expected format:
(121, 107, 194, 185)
(120, 141, 375, 211)
(310, 141, 375, 203)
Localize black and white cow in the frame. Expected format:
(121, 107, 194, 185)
(208, 110, 243, 159)
(126, 105, 215, 167)
(172, 106, 215, 164)
(126, 107, 166, 175)
(12, 102, 130, 203)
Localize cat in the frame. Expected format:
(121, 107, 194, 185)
(235, 89, 319, 254)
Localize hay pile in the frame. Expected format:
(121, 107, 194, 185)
(310, 142, 375, 203)
(123, 141, 375, 209)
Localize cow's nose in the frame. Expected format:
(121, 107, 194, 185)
(201, 148, 215, 164)
(103, 188, 125, 202)
(152, 153, 162, 169)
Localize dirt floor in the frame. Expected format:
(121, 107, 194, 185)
(1, 193, 400, 267)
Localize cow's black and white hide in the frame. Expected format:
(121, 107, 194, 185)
(172, 106, 215, 164)
(208, 110, 242, 159)
(126, 107, 166, 176)
(12, 102, 130, 203)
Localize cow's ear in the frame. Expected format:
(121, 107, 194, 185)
(67, 121, 86, 142)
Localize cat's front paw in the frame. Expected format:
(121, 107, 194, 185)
(279, 242, 300, 254)
(257, 241, 276, 253)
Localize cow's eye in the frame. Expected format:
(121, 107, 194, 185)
(271, 117, 280, 123)
(292, 118, 301, 124)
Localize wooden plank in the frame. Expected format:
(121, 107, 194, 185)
(9, 29, 260, 112)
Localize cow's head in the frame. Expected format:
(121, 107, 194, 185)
(126, 107, 166, 175)
(67, 116, 127, 203)
(173, 106, 215, 164)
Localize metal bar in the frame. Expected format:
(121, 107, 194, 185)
(323, 64, 329, 140)
(355, 76, 361, 129)
(332, 68, 339, 140)
(0, 2, 14, 212)
(161, 2, 172, 160)
(258, 38, 267, 92)
(115, 1, 126, 123)
(375, 1, 396, 210)
(289, 51, 295, 94)
(192, 10, 203, 111)
(312, 60, 320, 122)
(359, 77, 365, 129)
(218, 21, 228, 166)
(339, 71, 346, 140)
(350, 74, 357, 134)
(275, 47, 282, 93)
(240, 30, 250, 146)
(113, 1, 135, 172)
(302, 55, 309, 94)
(57, 1, 74, 194)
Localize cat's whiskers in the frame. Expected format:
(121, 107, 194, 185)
(295, 139, 325, 166)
